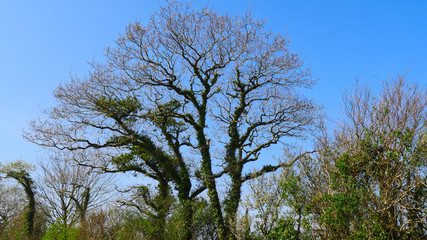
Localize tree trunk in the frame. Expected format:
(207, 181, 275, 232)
(21, 177, 35, 239)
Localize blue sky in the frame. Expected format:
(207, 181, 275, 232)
(1, 0, 426, 165)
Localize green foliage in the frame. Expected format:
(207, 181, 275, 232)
(167, 198, 218, 239)
(95, 95, 141, 121)
(267, 217, 301, 240)
(312, 129, 426, 238)
(0, 160, 35, 184)
(280, 171, 304, 210)
(42, 222, 79, 240)
(110, 199, 214, 240)
(314, 146, 390, 239)
(0, 212, 26, 240)
(146, 99, 185, 130)
(114, 212, 155, 240)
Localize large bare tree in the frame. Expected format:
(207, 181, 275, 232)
(25, 1, 319, 239)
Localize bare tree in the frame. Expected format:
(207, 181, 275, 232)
(25, 1, 320, 239)
(37, 152, 114, 229)
(0, 181, 26, 235)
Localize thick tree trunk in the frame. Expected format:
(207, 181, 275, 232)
(21, 177, 35, 239)
(197, 125, 228, 239)
(224, 167, 243, 240)
(179, 199, 194, 240)
(153, 180, 172, 240)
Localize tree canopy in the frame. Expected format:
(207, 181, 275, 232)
(24, 1, 319, 239)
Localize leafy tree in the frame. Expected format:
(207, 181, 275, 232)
(303, 75, 426, 239)
(243, 162, 313, 240)
(279, 167, 312, 240)
(243, 171, 286, 238)
(117, 184, 175, 239)
(25, 1, 319, 238)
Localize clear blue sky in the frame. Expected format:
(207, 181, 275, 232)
(1, 0, 426, 165)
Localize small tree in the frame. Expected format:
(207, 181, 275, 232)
(243, 163, 313, 240)
(243, 171, 286, 238)
(305, 75, 427, 239)
(37, 152, 114, 229)
(0, 160, 37, 239)
(0, 181, 26, 237)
